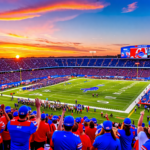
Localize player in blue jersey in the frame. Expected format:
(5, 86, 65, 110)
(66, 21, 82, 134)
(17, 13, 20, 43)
(7, 98, 41, 150)
(51, 114, 82, 150)
(91, 120, 121, 150)
(117, 118, 134, 150)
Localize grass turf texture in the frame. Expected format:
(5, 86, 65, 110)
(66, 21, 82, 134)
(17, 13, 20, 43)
(1, 78, 150, 126)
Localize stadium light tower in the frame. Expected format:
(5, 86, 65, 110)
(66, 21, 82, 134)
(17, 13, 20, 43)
(89, 51, 96, 58)
(20, 68, 22, 82)
(135, 62, 140, 79)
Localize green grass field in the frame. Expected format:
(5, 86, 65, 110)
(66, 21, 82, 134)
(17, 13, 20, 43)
(1, 78, 150, 126)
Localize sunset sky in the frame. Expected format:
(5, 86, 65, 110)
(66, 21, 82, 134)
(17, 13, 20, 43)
(0, 0, 149, 58)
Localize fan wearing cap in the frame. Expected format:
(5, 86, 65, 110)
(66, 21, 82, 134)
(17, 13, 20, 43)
(33, 113, 50, 149)
(51, 115, 58, 130)
(91, 121, 121, 150)
(1, 105, 11, 150)
(91, 118, 98, 128)
(117, 118, 134, 150)
(51, 115, 82, 150)
(85, 121, 97, 145)
(83, 118, 90, 131)
(80, 125, 91, 150)
(7, 98, 41, 150)
(13, 111, 19, 120)
(75, 117, 83, 134)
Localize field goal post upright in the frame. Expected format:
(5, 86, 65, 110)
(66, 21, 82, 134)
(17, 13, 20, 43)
(20, 68, 22, 82)
(89, 51, 96, 58)
(135, 62, 140, 79)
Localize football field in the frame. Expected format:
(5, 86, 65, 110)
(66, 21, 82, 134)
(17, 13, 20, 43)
(1, 78, 150, 125)
(2, 78, 149, 112)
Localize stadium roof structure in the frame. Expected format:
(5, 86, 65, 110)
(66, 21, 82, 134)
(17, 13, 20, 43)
(121, 45, 150, 48)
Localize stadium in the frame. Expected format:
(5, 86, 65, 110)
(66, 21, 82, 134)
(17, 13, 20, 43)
(1, 47, 150, 149)
(1, 0, 150, 149)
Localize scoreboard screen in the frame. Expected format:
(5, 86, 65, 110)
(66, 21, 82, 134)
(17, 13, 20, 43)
(121, 45, 150, 58)
(121, 48, 130, 58)
(130, 47, 147, 58)
(148, 47, 150, 56)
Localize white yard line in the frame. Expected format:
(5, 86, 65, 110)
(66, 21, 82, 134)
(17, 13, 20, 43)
(2, 78, 149, 114)
(124, 84, 150, 113)
(3, 94, 126, 113)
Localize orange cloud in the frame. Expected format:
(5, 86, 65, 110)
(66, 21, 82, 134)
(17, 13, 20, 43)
(8, 33, 28, 38)
(0, 32, 28, 39)
(0, 41, 105, 58)
(0, 14, 40, 21)
(0, 0, 109, 20)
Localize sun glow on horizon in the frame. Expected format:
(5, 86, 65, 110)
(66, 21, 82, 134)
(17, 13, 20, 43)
(16, 55, 20, 59)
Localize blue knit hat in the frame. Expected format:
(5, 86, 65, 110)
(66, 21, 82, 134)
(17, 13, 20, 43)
(91, 118, 97, 124)
(19, 105, 29, 115)
(85, 118, 90, 123)
(5, 106, 11, 113)
(124, 118, 131, 125)
(103, 121, 112, 130)
(41, 114, 46, 119)
(75, 117, 81, 123)
(64, 116, 74, 127)
(13, 111, 18, 117)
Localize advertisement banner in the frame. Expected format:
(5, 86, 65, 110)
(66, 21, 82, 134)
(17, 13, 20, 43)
(130, 47, 147, 58)
(121, 48, 130, 58)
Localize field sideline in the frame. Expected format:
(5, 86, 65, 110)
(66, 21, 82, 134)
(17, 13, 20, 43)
(1, 78, 150, 126)
(1, 78, 149, 113)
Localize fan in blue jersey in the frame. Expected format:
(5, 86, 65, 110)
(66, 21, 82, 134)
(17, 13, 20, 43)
(7, 98, 41, 150)
(95, 125, 102, 135)
(91, 120, 121, 150)
(117, 118, 134, 150)
(141, 139, 150, 150)
(51, 115, 82, 150)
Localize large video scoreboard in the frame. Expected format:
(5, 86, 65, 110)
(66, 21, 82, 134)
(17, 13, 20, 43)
(121, 45, 150, 58)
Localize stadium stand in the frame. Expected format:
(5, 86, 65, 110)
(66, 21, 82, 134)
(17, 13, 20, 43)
(1, 57, 150, 89)
(1, 67, 150, 86)
(2, 58, 150, 72)
(1, 98, 150, 150)
(1, 57, 150, 149)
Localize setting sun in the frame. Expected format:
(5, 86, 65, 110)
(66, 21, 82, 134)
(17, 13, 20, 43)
(16, 55, 19, 59)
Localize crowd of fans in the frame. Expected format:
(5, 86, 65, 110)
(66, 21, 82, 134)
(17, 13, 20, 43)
(1, 57, 150, 86)
(0, 98, 150, 150)
(1, 58, 150, 72)
(23, 78, 69, 91)
(1, 68, 150, 86)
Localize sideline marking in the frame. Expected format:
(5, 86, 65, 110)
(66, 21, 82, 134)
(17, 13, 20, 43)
(3, 94, 127, 113)
(1, 79, 149, 114)
(128, 109, 135, 118)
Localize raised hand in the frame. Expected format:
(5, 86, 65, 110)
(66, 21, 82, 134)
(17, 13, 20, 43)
(62, 108, 66, 115)
(1, 104, 5, 112)
(140, 110, 144, 116)
(35, 98, 41, 108)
